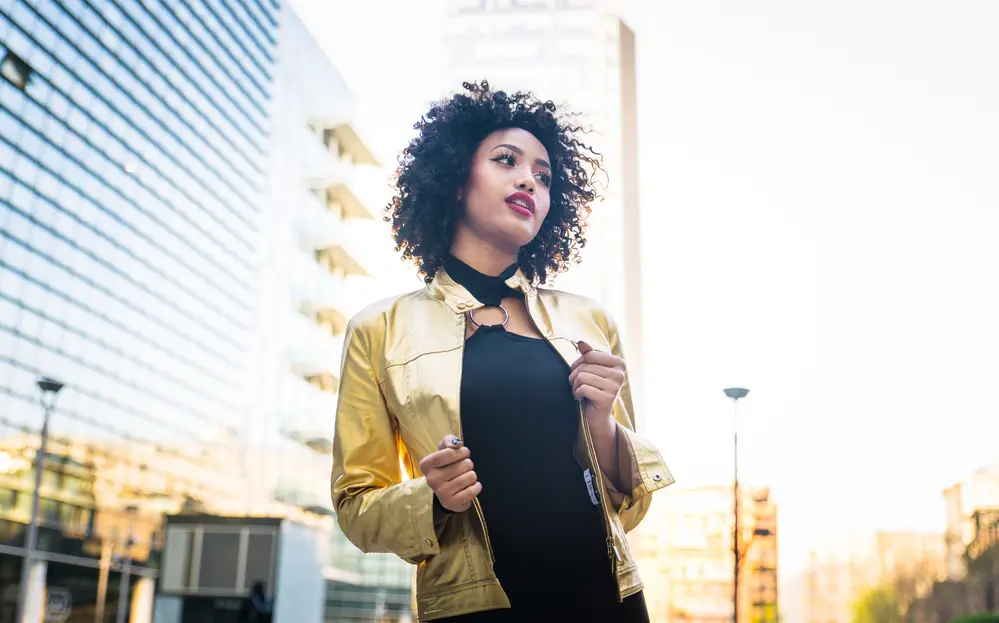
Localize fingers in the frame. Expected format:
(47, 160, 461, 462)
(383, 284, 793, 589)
(448, 482, 483, 511)
(419, 444, 470, 472)
(422, 434, 482, 513)
(438, 457, 474, 482)
(573, 383, 610, 404)
(425, 449, 481, 513)
(426, 457, 473, 489)
(438, 434, 463, 451)
(438, 468, 478, 498)
(572, 372, 621, 392)
(573, 368, 620, 404)
(568, 363, 625, 387)
(570, 345, 623, 372)
(424, 435, 466, 470)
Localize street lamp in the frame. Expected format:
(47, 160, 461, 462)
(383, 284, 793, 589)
(115, 505, 139, 623)
(16, 376, 64, 623)
(724, 387, 749, 623)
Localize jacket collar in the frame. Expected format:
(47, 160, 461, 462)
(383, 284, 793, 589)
(428, 266, 536, 314)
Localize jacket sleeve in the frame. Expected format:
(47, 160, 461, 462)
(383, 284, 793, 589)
(331, 320, 440, 564)
(598, 314, 675, 533)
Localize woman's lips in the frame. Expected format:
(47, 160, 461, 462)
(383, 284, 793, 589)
(505, 191, 535, 217)
(506, 200, 533, 217)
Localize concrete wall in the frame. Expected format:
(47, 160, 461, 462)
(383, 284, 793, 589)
(273, 520, 329, 623)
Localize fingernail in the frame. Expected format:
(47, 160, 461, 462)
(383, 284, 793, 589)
(451, 438, 462, 445)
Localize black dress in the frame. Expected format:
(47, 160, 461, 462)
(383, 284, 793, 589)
(436, 256, 649, 623)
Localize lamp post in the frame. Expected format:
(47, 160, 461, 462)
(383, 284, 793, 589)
(16, 376, 64, 623)
(115, 505, 139, 623)
(724, 387, 749, 623)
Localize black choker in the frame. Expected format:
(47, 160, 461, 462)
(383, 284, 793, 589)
(442, 255, 521, 307)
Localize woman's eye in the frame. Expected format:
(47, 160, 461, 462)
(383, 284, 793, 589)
(537, 172, 552, 187)
(492, 154, 516, 166)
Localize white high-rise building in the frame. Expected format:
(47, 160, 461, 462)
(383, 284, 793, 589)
(441, 0, 647, 422)
(256, 4, 416, 620)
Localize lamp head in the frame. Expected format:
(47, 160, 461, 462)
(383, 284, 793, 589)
(723, 387, 750, 400)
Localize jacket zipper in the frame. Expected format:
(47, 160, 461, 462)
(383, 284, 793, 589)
(525, 297, 621, 579)
(457, 312, 496, 566)
(577, 400, 622, 574)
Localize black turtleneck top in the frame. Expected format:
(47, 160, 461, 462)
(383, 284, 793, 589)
(437, 256, 649, 623)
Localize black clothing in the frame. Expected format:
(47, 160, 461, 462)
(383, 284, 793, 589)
(437, 257, 649, 622)
(442, 255, 521, 305)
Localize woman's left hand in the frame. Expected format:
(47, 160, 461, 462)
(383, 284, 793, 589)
(568, 341, 625, 422)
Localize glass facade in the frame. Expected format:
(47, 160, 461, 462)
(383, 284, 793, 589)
(0, 0, 278, 617)
(1, 0, 414, 620)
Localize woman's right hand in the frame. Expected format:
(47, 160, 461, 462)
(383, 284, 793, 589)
(419, 435, 482, 513)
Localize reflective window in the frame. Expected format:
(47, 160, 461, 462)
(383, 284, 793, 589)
(0, 0, 276, 563)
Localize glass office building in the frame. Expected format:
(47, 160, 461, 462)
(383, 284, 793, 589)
(0, 0, 279, 618)
(1, 0, 417, 620)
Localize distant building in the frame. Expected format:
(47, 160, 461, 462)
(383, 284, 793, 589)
(631, 485, 779, 622)
(748, 488, 779, 623)
(944, 462, 999, 579)
(802, 550, 863, 623)
(801, 531, 946, 623)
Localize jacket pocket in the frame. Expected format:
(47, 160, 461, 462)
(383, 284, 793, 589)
(417, 511, 479, 589)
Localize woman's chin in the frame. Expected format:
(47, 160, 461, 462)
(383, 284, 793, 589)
(491, 221, 539, 250)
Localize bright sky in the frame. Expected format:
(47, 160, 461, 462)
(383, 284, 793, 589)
(291, 0, 999, 590)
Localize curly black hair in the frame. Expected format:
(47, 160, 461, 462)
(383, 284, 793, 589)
(385, 80, 603, 284)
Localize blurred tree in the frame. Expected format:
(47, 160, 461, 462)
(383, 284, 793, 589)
(966, 543, 999, 613)
(906, 543, 999, 622)
(948, 615, 999, 623)
(853, 586, 904, 623)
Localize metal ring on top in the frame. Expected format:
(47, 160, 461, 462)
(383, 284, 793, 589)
(467, 304, 509, 328)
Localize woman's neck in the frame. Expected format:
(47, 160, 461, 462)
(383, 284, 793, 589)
(449, 233, 517, 277)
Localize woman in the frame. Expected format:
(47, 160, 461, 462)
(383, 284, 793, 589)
(331, 81, 673, 622)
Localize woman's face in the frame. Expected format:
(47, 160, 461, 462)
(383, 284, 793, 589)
(458, 127, 552, 253)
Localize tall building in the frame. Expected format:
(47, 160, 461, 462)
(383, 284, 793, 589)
(632, 485, 779, 623)
(0, 0, 279, 617)
(1, 1, 415, 621)
(261, 4, 415, 622)
(441, 0, 647, 422)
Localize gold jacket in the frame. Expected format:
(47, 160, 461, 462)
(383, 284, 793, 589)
(331, 267, 674, 621)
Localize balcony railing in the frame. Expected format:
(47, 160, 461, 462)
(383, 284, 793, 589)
(293, 272, 373, 337)
(296, 202, 372, 278)
(308, 117, 379, 167)
(312, 160, 383, 221)
(301, 117, 382, 221)
(287, 313, 345, 391)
